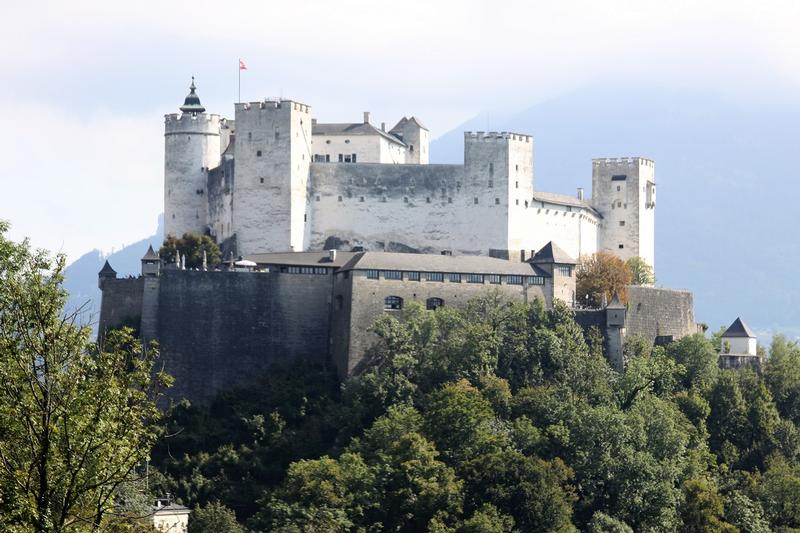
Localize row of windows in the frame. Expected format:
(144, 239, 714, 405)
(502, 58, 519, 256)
(384, 296, 444, 311)
(312, 153, 358, 163)
(280, 266, 329, 275)
(365, 269, 544, 285)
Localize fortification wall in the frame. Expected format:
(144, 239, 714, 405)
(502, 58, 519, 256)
(625, 285, 696, 342)
(98, 277, 144, 335)
(518, 206, 599, 261)
(156, 269, 331, 404)
(207, 155, 235, 244)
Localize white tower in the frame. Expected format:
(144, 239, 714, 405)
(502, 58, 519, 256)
(231, 99, 312, 255)
(164, 78, 221, 239)
(591, 158, 656, 271)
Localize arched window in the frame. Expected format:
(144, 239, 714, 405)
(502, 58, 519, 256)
(426, 297, 444, 310)
(384, 296, 403, 310)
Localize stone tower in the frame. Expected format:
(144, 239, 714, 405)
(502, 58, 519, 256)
(390, 117, 430, 164)
(592, 158, 656, 271)
(164, 78, 221, 239)
(231, 99, 312, 255)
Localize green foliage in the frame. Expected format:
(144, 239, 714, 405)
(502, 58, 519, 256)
(679, 479, 738, 532)
(576, 251, 632, 308)
(159, 232, 221, 269)
(626, 256, 655, 285)
(0, 221, 169, 532)
(188, 501, 244, 533)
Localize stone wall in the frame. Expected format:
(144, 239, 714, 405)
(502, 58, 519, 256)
(98, 277, 144, 336)
(155, 269, 332, 404)
(625, 285, 696, 342)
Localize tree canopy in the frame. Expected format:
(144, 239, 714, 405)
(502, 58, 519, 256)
(576, 251, 633, 307)
(159, 233, 221, 269)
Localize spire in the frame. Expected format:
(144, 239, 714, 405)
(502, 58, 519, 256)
(98, 260, 117, 277)
(142, 245, 159, 262)
(179, 77, 206, 114)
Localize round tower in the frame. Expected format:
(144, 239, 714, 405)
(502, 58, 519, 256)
(164, 78, 221, 239)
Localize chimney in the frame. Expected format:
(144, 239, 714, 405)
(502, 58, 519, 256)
(381, 122, 386, 132)
(329, 249, 337, 262)
(577, 187, 584, 201)
(363, 111, 370, 124)
(312, 118, 317, 125)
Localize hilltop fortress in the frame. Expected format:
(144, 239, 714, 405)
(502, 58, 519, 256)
(98, 81, 693, 404)
(166, 80, 656, 268)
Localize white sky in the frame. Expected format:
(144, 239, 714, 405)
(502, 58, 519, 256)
(1, 0, 798, 260)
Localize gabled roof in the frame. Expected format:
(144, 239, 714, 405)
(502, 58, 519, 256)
(142, 245, 160, 261)
(530, 242, 576, 265)
(390, 116, 428, 134)
(722, 317, 755, 338)
(98, 260, 116, 276)
(312, 122, 406, 146)
(245, 251, 359, 268)
(340, 251, 550, 276)
(531, 192, 601, 217)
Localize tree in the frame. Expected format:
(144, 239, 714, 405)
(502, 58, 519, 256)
(680, 479, 738, 532)
(626, 256, 654, 285)
(188, 501, 244, 533)
(159, 233, 221, 269)
(0, 221, 170, 532)
(576, 252, 632, 308)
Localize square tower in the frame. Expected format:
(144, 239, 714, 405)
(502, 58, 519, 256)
(232, 100, 313, 255)
(591, 158, 656, 271)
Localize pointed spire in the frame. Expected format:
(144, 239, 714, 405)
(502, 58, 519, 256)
(142, 245, 159, 261)
(179, 76, 206, 114)
(99, 260, 117, 277)
(607, 291, 625, 309)
(722, 317, 756, 338)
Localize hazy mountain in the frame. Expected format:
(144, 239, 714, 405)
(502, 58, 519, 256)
(430, 87, 800, 338)
(63, 216, 163, 330)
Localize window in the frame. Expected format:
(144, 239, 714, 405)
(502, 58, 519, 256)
(619, 221, 625, 226)
(449, 273, 462, 283)
(326, 139, 331, 144)
(488, 180, 493, 188)
(526, 276, 545, 286)
(256, 150, 262, 157)
(488, 274, 501, 284)
(410, 144, 414, 152)
(345, 139, 350, 144)
(426, 197, 431, 203)
(313, 267, 328, 274)
(426, 297, 444, 310)
(383, 270, 402, 280)
(274, 131, 280, 140)
(384, 296, 403, 310)
(367, 269, 379, 279)
(260, 178, 264, 183)
(314, 154, 325, 162)
(495, 198, 500, 205)
(617, 201, 622, 207)
(404, 197, 409, 203)
(359, 196, 365, 202)
(285, 266, 327, 275)
(336, 295, 344, 310)
(447, 197, 453, 203)
(557, 266, 573, 276)
(466, 273, 484, 284)
(337, 195, 343, 202)
(303, 214, 307, 222)
(352, 154, 357, 163)
(515, 181, 519, 189)
(516, 199, 519, 205)
(515, 164, 519, 172)
(248, 132, 252, 141)
(338, 154, 344, 162)
(474, 197, 479, 204)
(426, 272, 444, 282)
(506, 275, 523, 285)
(406, 271, 421, 281)
(618, 244, 624, 249)
(616, 185, 621, 192)
(326, 154, 330, 162)
(315, 195, 320, 201)
(441, 188, 446, 196)
(344, 155, 353, 163)
(489, 162, 494, 176)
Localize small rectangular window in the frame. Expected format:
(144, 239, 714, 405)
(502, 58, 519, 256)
(473, 197, 478, 204)
(313, 267, 328, 274)
(466, 273, 484, 284)
(260, 178, 264, 183)
(383, 270, 402, 280)
(618, 244, 624, 249)
(526, 276, 545, 286)
(338, 154, 344, 162)
(448, 197, 453, 203)
(359, 196, 365, 202)
(619, 221, 625, 226)
(338, 195, 343, 202)
(426, 272, 444, 282)
(557, 266, 573, 276)
(488, 274, 501, 284)
(274, 131, 280, 141)
(344, 155, 352, 163)
(366, 269, 379, 279)
(406, 271, 421, 281)
(256, 150, 262, 157)
(404, 197, 409, 203)
(488, 180, 493, 188)
(515, 181, 519, 189)
(506, 275, 523, 285)
(352, 154, 357, 163)
(495, 198, 500, 205)
(489, 162, 494, 177)
(449, 273, 461, 283)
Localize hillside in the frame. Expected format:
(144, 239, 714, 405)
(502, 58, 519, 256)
(430, 87, 800, 338)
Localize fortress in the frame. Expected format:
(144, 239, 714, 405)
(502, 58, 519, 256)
(98, 80, 694, 404)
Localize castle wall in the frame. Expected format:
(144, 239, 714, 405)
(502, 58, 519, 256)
(207, 155, 235, 244)
(155, 269, 332, 404)
(625, 285, 696, 342)
(311, 133, 407, 164)
(518, 206, 598, 261)
(333, 269, 551, 377)
(98, 277, 144, 336)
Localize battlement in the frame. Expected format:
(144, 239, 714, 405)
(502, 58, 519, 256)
(164, 112, 221, 134)
(592, 157, 654, 168)
(464, 131, 532, 143)
(234, 99, 311, 114)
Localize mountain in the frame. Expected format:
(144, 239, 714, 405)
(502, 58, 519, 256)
(63, 216, 163, 330)
(430, 87, 800, 339)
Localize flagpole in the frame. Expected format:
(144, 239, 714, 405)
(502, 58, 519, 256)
(238, 58, 241, 103)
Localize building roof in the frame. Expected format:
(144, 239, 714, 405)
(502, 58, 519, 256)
(390, 116, 428, 133)
(607, 292, 625, 309)
(179, 77, 206, 114)
(312, 122, 406, 146)
(722, 317, 756, 338)
(531, 191, 600, 217)
(99, 260, 116, 276)
(245, 250, 359, 268)
(530, 242, 576, 265)
(142, 245, 160, 261)
(341, 251, 550, 276)
(152, 503, 191, 515)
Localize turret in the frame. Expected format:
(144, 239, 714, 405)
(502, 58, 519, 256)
(141, 245, 160, 277)
(390, 117, 430, 164)
(164, 78, 221, 239)
(98, 260, 117, 290)
(718, 317, 759, 370)
(530, 241, 576, 305)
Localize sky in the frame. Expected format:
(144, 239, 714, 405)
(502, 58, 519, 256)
(1, 0, 799, 260)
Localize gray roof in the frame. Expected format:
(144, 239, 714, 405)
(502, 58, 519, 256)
(530, 242, 576, 265)
(341, 251, 550, 276)
(313, 122, 406, 146)
(531, 191, 600, 217)
(722, 317, 755, 338)
(390, 116, 428, 133)
(179, 78, 205, 114)
(142, 245, 159, 261)
(607, 292, 625, 309)
(245, 251, 358, 268)
(152, 504, 190, 515)
(99, 260, 116, 276)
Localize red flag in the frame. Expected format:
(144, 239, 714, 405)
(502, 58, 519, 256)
(239, 59, 248, 70)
